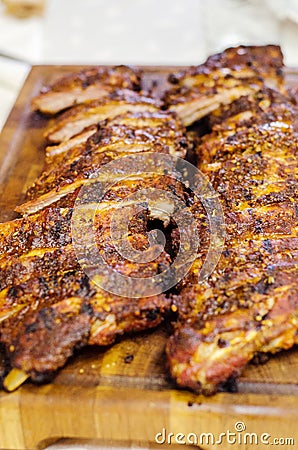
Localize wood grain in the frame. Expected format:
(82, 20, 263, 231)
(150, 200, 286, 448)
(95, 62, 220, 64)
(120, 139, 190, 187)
(0, 66, 297, 450)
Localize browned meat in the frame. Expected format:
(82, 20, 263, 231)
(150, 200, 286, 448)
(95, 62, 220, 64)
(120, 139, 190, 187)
(0, 208, 73, 258)
(167, 269, 298, 394)
(207, 87, 290, 128)
(164, 45, 285, 126)
(0, 171, 186, 379)
(44, 111, 187, 176)
(32, 65, 141, 114)
(164, 80, 259, 126)
(45, 125, 97, 160)
(1, 271, 171, 377)
(166, 92, 298, 394)
(1, 44, 297, 395)
(17, 110, 188, 215)
(169, 45, 284, 90)
(45, 90, 162, 143)
(0, 84, 189, 387)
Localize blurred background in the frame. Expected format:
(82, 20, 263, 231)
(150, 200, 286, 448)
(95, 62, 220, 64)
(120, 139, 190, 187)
(0, 0, 298, 129)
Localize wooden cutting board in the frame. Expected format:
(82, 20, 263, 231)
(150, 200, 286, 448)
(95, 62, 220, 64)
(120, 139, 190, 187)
(0, 66, 297, 450)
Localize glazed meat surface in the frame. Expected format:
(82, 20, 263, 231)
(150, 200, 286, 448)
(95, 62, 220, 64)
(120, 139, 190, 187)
(169, 45, 284, 89)
(0, 174, 186, 382)
(17, 110, 188, 215)
(167, 90, 298, 394)
(1, 44, 297, 394)
(0, 93, 188, 389)
(44, 90, 162, 143)
(0, 201, 174, 377)
(164, 45, 285, 126)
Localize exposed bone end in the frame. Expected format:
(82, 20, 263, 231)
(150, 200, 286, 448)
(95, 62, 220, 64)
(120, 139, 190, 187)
(3, 368, 29, 392)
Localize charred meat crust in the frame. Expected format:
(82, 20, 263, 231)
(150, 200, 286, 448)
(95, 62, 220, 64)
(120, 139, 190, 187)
(1, 45, 297, 394)
(33, 65, 142, 115)
(0, 95, 188, 385)
(44, 90, 164, 143)
(164, 45, 285, 127)
(166, 67, 298, 393)
(168, 45, 284, 87)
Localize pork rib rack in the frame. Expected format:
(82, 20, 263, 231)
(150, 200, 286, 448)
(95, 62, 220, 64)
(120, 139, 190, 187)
(1, 46, 297, 395)
(0, 65, 189, 390)
(166, 48, 298, 394)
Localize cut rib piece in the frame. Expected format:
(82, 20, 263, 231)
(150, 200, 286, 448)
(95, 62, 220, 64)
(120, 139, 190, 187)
(0, 208, 73, 258)
(45, 90, 162, 143)
(45, 125, 97, 160)
(17, 110, 188, 215)
(45, 107, 187, 162)
(44, 110, 187, 177)
(1, 270, 171, 377)
(1, 166, 188, 383)
(0, 242, 171, 379)
(167, 269, 298, 394)
(0, 245, 77, 292)
(32, 65, 141, 114)
(0, 201, 173, 372)
(207, 87, 291, 128)
(165, 82, 260, 126)
(32, 111, 188, 196)
(2, 46, 297, 395)
(164, 45, 285, 126)
(169, 45, 284, 91)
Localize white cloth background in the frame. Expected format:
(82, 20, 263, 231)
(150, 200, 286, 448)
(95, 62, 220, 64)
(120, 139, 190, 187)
(1, 0, 298, 130)
(0, 0, 298, 129)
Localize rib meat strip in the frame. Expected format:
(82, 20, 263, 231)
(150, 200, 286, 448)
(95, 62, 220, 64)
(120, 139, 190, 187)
(32, 65, 141, 115)
(44, 90, 162, 143)
(166, 91, 298, 394)
(16, 110, 188, 215)
(1, 44, 297, 395)
(164, 45, 285, 126)
(0, 99, 188, 387)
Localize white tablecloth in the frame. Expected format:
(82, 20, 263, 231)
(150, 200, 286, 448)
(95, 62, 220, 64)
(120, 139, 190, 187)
(1, 0, 298, 131)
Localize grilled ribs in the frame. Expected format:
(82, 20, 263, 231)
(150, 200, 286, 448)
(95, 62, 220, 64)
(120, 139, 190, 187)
(164, 45, 285, 126)
(0, 204, 174, 376)
(0, 89, 188, 387)
(45, 90, 162, 143)
(32, 65, 141, 115)
(45, 126, 97, 160)
(17, 110, 188, 215)
(166, 88, 298, 394)
(1, 45, 297, 395)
